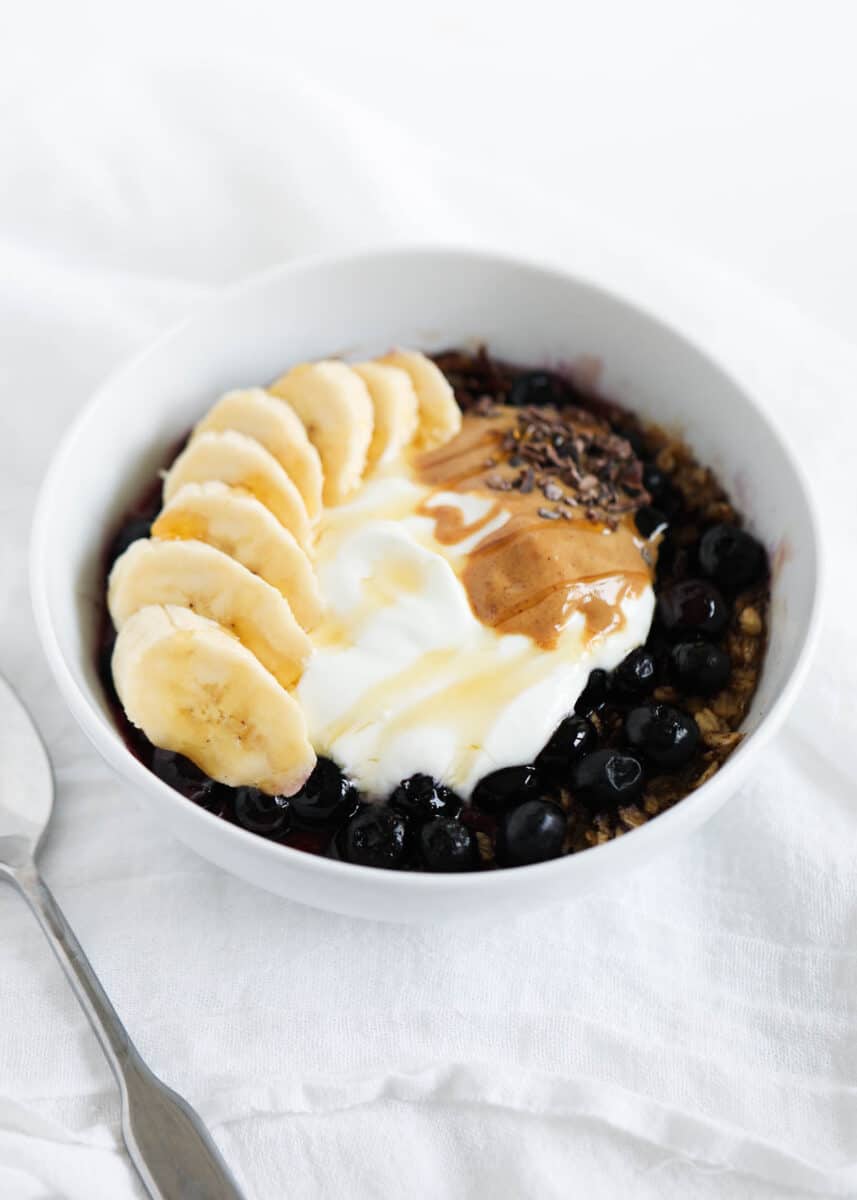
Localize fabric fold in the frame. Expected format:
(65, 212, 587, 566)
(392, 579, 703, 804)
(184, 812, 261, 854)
(1, 53, 854, 1200)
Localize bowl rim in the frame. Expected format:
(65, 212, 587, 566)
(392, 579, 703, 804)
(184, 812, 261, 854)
(29, 242, 825, 892)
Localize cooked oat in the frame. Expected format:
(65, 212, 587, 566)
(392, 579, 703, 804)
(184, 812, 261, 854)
(434, 347, 770, 854)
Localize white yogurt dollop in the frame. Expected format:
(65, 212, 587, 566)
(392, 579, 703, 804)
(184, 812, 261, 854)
(297, 477, 655, 797)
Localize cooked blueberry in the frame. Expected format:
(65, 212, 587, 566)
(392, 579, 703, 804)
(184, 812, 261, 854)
(642, 466, 682, 516)
(232, 787, 291, 835)
(290, 757, 357, 827)
(574, 668, 610, 716)
(98, 633, 120, 705)
(670, 641, 731, 694)
(611, 648, 657, 699)
(419, 818, 479, 872)
(507, 370, 575, 408)
(642, 463, 667, 497)
(536, 716, 597, 782)
(654, 534, 684, 582)
(150, 749, 216, 806)
(108, 516, 152, 564)
(201, 791, 229, 816)
(658, 579, 729, 639)
(471, 765, 540, 813)
(389, 773, 462, 821)
(635, 505, 669, 538)
(571, 749, 644, 809)
(338, 806, 409, 869)
(496, 799, 567, 867)
(624, 703, 699, 769)
(662, 487, 683, 519)
(698, 524, 766, 591)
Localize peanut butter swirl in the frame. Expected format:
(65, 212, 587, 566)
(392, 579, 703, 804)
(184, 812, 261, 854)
(415, 406, 656, 649)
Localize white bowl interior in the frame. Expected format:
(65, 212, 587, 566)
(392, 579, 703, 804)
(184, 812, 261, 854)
(31, 249, 821, 921)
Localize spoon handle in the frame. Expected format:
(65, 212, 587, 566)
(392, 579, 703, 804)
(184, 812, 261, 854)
(11, 866, 245, 1200)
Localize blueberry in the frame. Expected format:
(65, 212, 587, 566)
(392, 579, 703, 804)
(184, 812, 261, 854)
(232, 787, 291, 835)
(199, 790, 229, 816)
(98, 634, 118, 704)
(654, 537, 679, 582)
(536, 716, 597, 783)
(574, 668, 610, 716)
(625, 703, 699, 769)
(635, 505, 669, 539)
(658, 579, 729, 639)
(389, 773, 462, 821)
(659, 488, 683, 520)
(641, 465, 682, 517)
(670, 641, 731, 695)
(419, 818, 479, 872)
(611, 647, 657, 699)
(699, 524, 766, 592)
(495, 799, 567, 867)
(108, 515, 152, 564)
(150, 749, 217, 806)
(571, 749, 644, 809)
(290, 757, 357, 827)
(507, 370, 575, 408)
(338, 806, 409, 869)
(471, 765, 540, 814)
(642, 463, 667, 497)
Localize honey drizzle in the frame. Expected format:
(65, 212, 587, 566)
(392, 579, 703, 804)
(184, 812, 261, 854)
(318, 643, 555, 786)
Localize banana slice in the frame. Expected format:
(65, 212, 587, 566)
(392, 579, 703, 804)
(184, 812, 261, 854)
(163, 430, 312, 548)
(152, 481, 321, 630)
(113, 604, 316, 796)
(194, 388, 323, 520)
(352, 361, 420, 468)
(378, 350, 461, 450)
(269, 361, 373, 505)
(108, 538, 311, 689)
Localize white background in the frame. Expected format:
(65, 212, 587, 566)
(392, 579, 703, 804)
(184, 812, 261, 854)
(2, 3, 857, 1199)
(6, 0, 857, 339)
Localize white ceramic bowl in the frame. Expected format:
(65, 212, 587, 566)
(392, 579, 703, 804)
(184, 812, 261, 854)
(31, 247, 822, 922)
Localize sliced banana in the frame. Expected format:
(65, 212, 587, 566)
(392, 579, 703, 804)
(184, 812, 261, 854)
(194, 388, 323, 520)
(352, 361, 420, 468)
(163, 430, 312, 548)
(152, 481, 321, 630)
(108, 538, 311, 689)
(378, 349, 461, 450)
(113, 604, 316, 796)
(269, 361, 374, 506)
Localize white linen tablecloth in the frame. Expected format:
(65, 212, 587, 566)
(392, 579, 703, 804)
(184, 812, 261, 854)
(2, 43, 856, 1200)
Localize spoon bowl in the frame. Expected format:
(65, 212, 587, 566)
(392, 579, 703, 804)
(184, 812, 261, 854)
(0, 674, 53, 871)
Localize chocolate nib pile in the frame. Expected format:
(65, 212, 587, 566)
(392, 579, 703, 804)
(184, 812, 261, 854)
(435, 346, 650, 527)
(482, 402, 647, 528)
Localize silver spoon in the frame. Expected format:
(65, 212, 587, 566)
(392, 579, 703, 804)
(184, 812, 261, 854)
(0, 673, 245, 1200)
